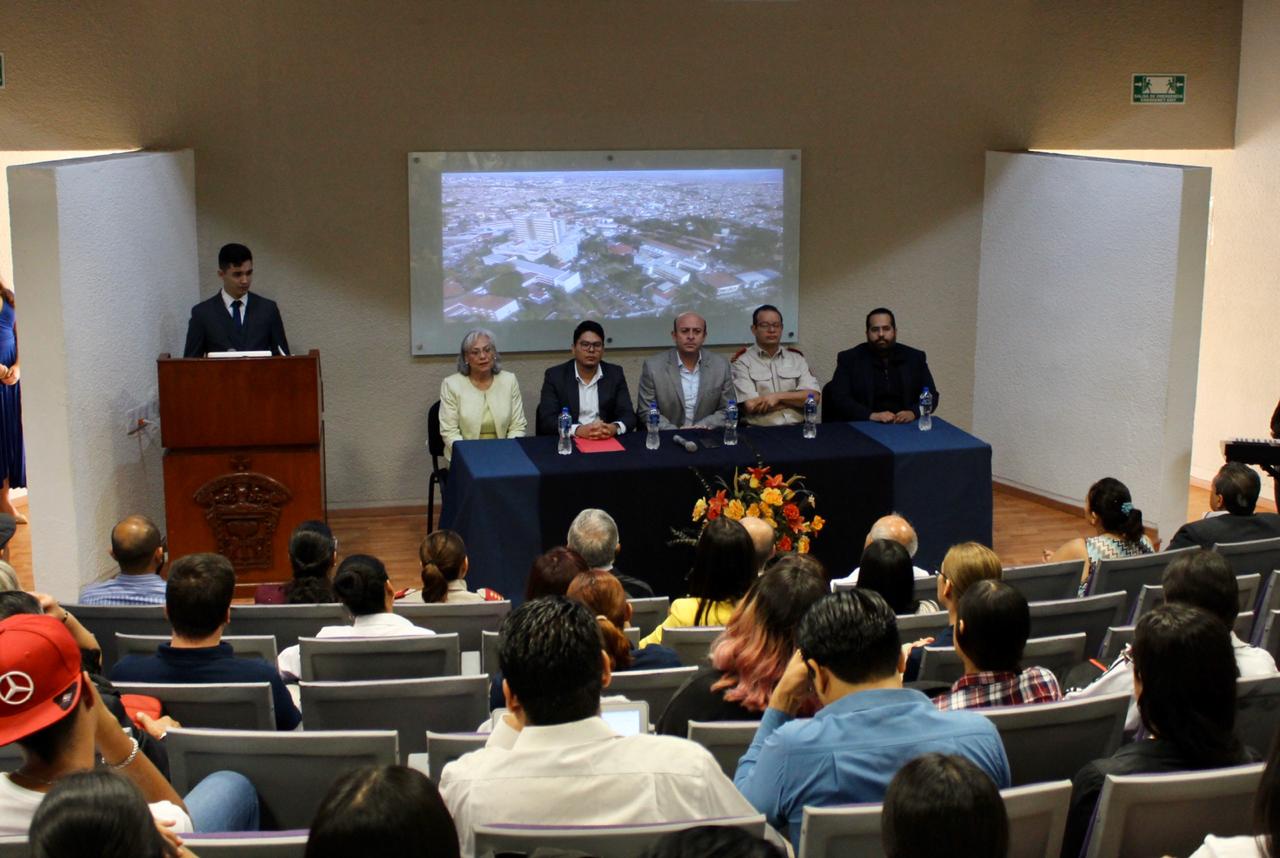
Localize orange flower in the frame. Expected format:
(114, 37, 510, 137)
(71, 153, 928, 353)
(707, 489, 728, 521)
(777, 535, 793, 552)
(760, 487, 784, 507)
(746, 503, 761, 518)
(725, 499, 746, 521)
(782, 503, 802, 524)
(797, 536, 810, 554)
(692, 498, 707, 522)
(811, 515, 825, 533)
(746, 465, 772, 480)
(765, 473, 786, 488)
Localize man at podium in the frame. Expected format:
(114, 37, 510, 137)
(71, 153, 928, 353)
(183, 243, 290, 358)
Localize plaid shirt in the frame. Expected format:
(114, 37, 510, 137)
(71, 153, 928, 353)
(934, 667, 1062, 711)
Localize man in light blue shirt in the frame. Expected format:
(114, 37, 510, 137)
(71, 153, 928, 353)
(734, 589, 1010, 851)
(77, 515, 168, 606)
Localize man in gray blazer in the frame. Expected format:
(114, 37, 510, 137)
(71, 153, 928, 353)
(636, 312, 734, 430)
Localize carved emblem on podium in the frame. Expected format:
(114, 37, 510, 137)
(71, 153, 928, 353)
(193, 469, 293, 570)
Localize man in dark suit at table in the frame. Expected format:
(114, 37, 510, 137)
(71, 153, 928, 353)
(183, 243, 290, 358)
(1166, 462, 1280, 550)
(535, 320, 636, 438)
(822, 307, 937, 423)
(636, 312, 734, 430)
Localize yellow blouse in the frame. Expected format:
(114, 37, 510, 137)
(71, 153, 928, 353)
(638, 597, 737, 647)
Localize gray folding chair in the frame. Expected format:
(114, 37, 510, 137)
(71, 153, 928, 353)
(1003, 560, 1086, 602)
(627, 597, 670, 638)
(1214, 536, 1280, 578)
(180, 833, 310, 857)
(392, 600, 511, 650)
(1254, 571, 1280, 639)
(301, 675, 489, 760)
(166, 727, 397, 830)
(624, 626, 641, 647)
(65, 604, 168, 671)
(687, 720, 761, 778)
(608, 667, 698, 718)
(298, 633, 461, 681)
(919, 633, 1086, 685)
(1130, 584, 1163, 622)
(912, 575, 940, 602)
(1027, 592, 1126, 659)
(1084, 763, 1263, 858)
(1097, 626, 1133, 665)
(474, 815, 767, 858)
(481, 629, 501, 676)
(1262, 609, 1280, 664)
(1088, 548, 1196, 618)
(981, 693, 1129, 787)
(664, 626, 724, 666)
(111, 682, 275, 730)
(0, 743, 23, 770)
(228, 604, 349, 651)
(0, 840, 25, 858)
(797, 780, 1072, 858)
(1235, 673, 1280, 756)
(1237, 610, 1258, 641)
(426, 731, 488, 783)
(115, 633, 279, 664)
(1132, 575, 1262, 625)
(895, 611, 950, 638)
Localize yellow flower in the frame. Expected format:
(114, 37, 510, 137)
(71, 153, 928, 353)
(760, 487, 784, 507)
(811, 515, 825, 533)
(746, 503, 761, 518)
(692, 498, 707, 522)
(725, 499, 746, 521)
(761, 504, 775, 522)
(749, 477, 760, 489)
(797, 536, 810, 554)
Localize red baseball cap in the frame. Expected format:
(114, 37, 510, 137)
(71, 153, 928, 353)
(0, 614, 84, 746)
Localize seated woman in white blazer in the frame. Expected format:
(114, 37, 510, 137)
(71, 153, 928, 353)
(438, 328, 527, 463)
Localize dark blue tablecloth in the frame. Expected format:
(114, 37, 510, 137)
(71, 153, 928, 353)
(440, 419, 991, 601)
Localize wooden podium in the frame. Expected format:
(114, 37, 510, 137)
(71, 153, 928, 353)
(158, 351, 325, 595)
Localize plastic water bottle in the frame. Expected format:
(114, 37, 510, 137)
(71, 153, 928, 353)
(803, 393, 817, 439)
(918, 387, 933, 432)
(646, 401, 660, 450)
(724, 399, 738, 446)
(557, 407, 573, 455)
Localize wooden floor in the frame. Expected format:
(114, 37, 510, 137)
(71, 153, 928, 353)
(7, 484, 1276, 594)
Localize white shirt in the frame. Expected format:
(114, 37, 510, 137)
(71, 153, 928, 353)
(1065, 632, 1278, 732)
(277, 612, 434, 678)
(678, 355, 701, 426)
(220, 288, 249, 319)
(439, 715, 764, 857)
(572, 364, 626, 435)
(0, 774, 192, 836)
(1188, 835, 1264, 858)
(830, 565, 933, 591)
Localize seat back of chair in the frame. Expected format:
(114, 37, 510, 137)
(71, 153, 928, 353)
(1235, 673, 1280, 757)
(627, 597, 671, 638)
(1084, 763, 1263, 858)
(895, 611, 950, 638)
(1004, 561, 1085, 602)
(228, 604, 350, 651)
(167, 728, 398, 830)
(299, 634, 461, 681)
(301, 676, 489, 760)
(426, 731, 488, 783)
(481, 630, 501, 676)
(687, 720, 761, 778)
(607, 667, 699, 718)
(1262, 610, 1280, 664)
(112, 682, 276, 731)
(798, 803, 881, 858)
(1097, 625, 1134, 665)
(1027, 592, 1126, 659)
(473, 816, 767, 858)
(1255, 572, 1280, 639)
(982, 693, 1129, 787)
(65, 604, 169, 671)
(180, 832, 310, 857)
(115, 633, 279, 664)
(664, 626, 724, 666)
(393, 601, 511, 650)
(920, 633, 1086, 685)
(428, 400, 446, 460)
(1088, 548, 1196, 618)
(1214, 536, 1280, 578)
(913, 575, 939, 602)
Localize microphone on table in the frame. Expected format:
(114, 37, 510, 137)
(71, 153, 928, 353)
(672, 434, 699, 453)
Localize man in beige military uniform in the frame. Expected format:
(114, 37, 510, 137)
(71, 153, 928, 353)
(731, 305, 821, 426)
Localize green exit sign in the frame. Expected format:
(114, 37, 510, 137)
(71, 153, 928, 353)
(1133, 74, 1185, 104)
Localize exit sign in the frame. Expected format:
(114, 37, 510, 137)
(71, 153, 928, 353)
(1133, 74, 1185, 104)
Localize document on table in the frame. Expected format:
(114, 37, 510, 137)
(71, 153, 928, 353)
(574, 437, 625, 453)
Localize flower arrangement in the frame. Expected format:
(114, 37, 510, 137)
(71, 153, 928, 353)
(687, 465, 824, 554)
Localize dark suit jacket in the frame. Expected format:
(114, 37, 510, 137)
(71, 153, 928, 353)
(822, 342, 938, 422)
(1166, 511, 1280, 551)
(182, 292, 290, 358)
(535, 359, 637, 436)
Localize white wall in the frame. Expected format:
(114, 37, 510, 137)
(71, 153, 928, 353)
(8, 150, 198, 598)
(973, 152, 1211, 538)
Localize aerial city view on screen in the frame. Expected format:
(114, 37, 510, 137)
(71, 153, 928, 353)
(440, 169, 785, 323)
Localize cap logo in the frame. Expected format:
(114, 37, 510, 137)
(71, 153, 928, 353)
(0, 671, 35, 706)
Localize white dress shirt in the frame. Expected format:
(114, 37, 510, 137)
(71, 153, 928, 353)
(830, 565, 933, 591)
(277, 612, 434, 678)
(439, 715, 765, 857)
(678, 354, 701, 426)
(573, 364, 626, 435)
(220, 288, 248, 318)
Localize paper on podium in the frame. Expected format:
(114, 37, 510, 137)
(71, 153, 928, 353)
(574, 437, 625, 454)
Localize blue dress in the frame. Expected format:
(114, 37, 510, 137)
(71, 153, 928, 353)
(0, 301, 25, 488)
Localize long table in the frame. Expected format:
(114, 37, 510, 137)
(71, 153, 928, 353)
(440, 418, 992, 601)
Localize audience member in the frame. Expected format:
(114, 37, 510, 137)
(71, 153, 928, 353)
(567, 508, 655, 597)
(0, 590, 101, 671)
(1188, 726, 1280, 857)
(409, 529, 500, 603)
(0, 561, 18, 591)
(0, 614, 259, 834)
(1062, 603, 1255, 858)
(640, 824, 786, 858)
(734, 589, 1010, 851)
(78, 515, 167, 606)
(440, 597, 769, 857)
(438, 328, 526, 465)
(1168, 462, 1280, 550)
(658, 555, 828, 736)
(28, 770, 186, 858)
(524, 546, 589, 601)
(856, 539, 939, 615)
(110, 553, 301, 731)
(934, 580, 1061, 710)
(306, 765, 459, 858)
(1065, 548, 1276, 730)
(904, 541, 1002, 682)
(1044, 477, 1153, 593)
(641, 518, 756, 647)
(739, 516, 776, 573)
(254, 520, 337, 605)
(829, 513, 932, 589)
(881, 753, 1009, 858)
(278, 554, 434, 679)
